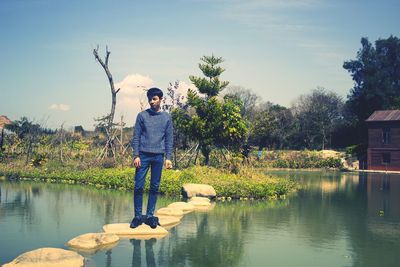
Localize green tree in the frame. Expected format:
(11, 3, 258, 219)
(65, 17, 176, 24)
(266, 104, 294, 149)
(249, 110, 275, 149)
(343, 36, 400, 143)
(5, 117, 44, 164)
(224, 86, 260, 121)
(291, 88, 343, 150)
(247, 103, 293, 150)
(186, 55, 248, 165)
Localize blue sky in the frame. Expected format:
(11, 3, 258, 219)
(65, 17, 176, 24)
(1, 0, 399, 129)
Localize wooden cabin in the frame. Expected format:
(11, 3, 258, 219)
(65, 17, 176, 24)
(366, 110, 400, 171)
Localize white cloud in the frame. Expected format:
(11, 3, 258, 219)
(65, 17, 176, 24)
(49, 104, 70, 111)
(113, 75, 195, 126)
(116, 73, 154, 97)
(115, 73, 154, 111)
(114, 73, 154, 125)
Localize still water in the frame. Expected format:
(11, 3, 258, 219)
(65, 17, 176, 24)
(1, 171, 400, 267)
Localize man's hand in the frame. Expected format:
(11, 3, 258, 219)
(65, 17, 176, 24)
(134, 157, 141, 168)
(165, 160, 173, 169)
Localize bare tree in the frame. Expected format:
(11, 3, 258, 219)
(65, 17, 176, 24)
(93, 45, 121, 159)
(224, 86, 260, 121)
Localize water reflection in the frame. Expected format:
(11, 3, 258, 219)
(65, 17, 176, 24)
(269, 171, 400, 267)
(167, 212, 246, 266)
(130, 239, 157, 267)
(2, 172, 400, 267)
(0, 182, 38, 228)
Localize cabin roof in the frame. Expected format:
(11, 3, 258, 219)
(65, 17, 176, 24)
(0, 115, 12, 128)
(366, 110, 400, 122)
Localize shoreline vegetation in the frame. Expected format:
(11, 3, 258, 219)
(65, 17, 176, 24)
(0, 150, 349, 200)
(0, 164, 297, 200)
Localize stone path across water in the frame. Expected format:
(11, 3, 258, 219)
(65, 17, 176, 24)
(3, 184, 216, 266)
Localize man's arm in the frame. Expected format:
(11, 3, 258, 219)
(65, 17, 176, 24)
(132, 114, 142, 167)
(165, 115, 173, 168)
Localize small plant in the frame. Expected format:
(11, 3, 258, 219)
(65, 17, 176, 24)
(30, 153, 47, 167)
(0, 150, 5, 162)
(101, 158, 116, 169)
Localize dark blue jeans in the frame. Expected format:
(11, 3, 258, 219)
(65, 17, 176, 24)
(134, 152, 164, 217)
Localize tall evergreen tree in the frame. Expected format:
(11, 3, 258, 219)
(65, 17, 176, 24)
(343, 35, 400, 144)
(186, 55, 247, 165)
(344, 36, 400, 119)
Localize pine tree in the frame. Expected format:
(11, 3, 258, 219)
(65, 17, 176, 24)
(186, 55, 247, 165)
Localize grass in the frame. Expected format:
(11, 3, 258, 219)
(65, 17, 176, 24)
(0, 163, 297, 200)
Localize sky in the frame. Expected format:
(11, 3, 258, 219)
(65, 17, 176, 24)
(1, 0, 399, 130)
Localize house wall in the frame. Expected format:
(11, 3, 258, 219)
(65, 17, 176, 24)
(368, 149, 400, 171)
(367, 121, 400, 171)
(368, 121, 400, 149)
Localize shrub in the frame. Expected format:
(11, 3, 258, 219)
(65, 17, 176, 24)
(254, 150, 343, 169)
(0, 164, 296, 199)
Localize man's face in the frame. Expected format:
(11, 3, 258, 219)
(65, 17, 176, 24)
(149, 95, 161, 111)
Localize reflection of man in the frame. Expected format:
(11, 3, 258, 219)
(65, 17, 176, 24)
(130, 239, 157, 267)
(130, 88, 173, 229)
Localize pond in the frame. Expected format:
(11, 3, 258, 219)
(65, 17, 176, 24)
(1, 171, 400, 267)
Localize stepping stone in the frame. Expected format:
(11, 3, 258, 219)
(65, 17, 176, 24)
(190, 202, 216, 212)
(159, 215, 181, 230)
(188, 200, 212, 207)
(158, 215, 181, 227)
(3, 247, 84, 267)
(102, 223, 168, 239)
(167, 202, 195, 213)
(155, 207, 184, 217)
(190, 196, 211, 203)
(182, 183, 216, 198)
(66, 232, 119, 250)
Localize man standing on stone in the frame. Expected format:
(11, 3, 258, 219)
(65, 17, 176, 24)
(130, 87, 173, 229)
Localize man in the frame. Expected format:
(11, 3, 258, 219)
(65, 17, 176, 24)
(130, 87, 173, 229)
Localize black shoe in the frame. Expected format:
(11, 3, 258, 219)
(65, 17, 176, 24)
(145, 216, 160, 229)
(130, 216, 143, 228)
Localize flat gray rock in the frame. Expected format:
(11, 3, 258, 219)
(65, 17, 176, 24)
(182, 183, 216, 198)
(66, 232, 119, 250)
(102, 223, 168, 239)
(3, 247, 84, 267)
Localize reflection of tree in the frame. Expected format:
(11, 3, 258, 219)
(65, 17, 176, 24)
(269, 171, 400, 267)
(344, 173, 400, 267)
(0, 182, 36, 227)
(6, 172, 400, 267)
(164, 208, 249, 266)
(264, 170, 400, 267)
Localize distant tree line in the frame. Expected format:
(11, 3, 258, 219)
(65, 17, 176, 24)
(168, 35, 400, 159)
(2, 35, 399, 167)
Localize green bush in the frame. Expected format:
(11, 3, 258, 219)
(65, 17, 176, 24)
(254, 150, 343, 169)
(0, 164, 296, 199)
(30, 153, 48, 167)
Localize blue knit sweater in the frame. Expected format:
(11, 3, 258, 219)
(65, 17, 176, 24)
(132, 108, 173, 160)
